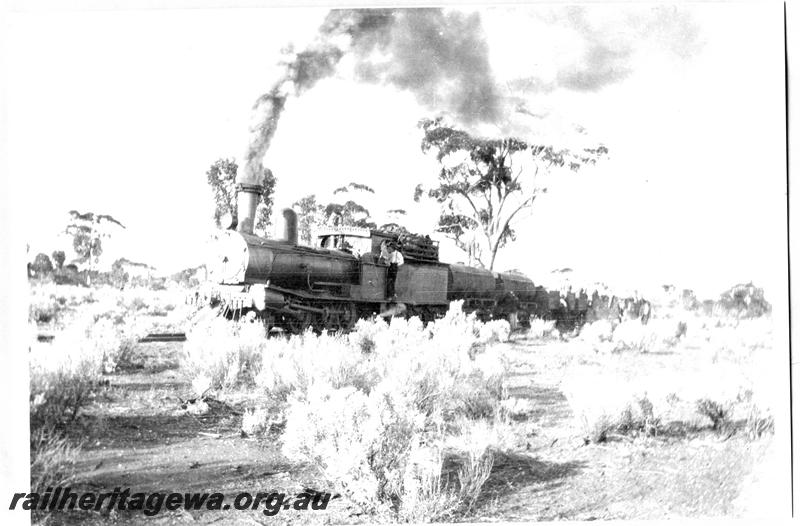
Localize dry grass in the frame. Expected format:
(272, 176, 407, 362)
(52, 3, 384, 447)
(29, 326, 107, 429)
(526, 317, 558, 340)
(28, 282, 198, 506)
(233, 302, 520, 520)
(183, 315, 267, 392)
(29, 281, 780, 522)
(180, 301, 519, 520)
(562, 302, 777, 444)
(30, 426, 81, 493)
(29, 282, 193, 330)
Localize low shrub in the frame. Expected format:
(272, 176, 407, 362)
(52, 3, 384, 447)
(272, 302, 516, 520)
(745, 406, 775, 439)
(28, 284, 97, 326)
(609, 319, 675, 353)
(478, 320, 512, 344)
(281, 385, 390, 515)
(398, 444, 460, 522)
(29, 296, 152, 431)
(716, 283, 771, 318)
(241, 406, 271, 437)
(695, 398, 731, 431)
(577, 318, 688, 354)
(182, 302, 525, 519)
(561, 367, 675, 443)
(579, 319, 614, 344)
(351, 316, 387, 353)
(618, 396, 661, 437)
(527, 317, 557, 340)
(564, 344, 773, 443)
(29, 332, 105, 430)
(30, 427, 80, 495)
(694, 389, 775, 439)
(184, 316, 267, 391)
(281, 384, 508, 521)
(446, 419, 503, 508)
(29, 299, 62, 324)
(569, 395, 662, 443)
(27, 281, 201, 513)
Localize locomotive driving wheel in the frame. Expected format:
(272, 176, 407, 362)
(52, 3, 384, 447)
(311, 310, 328, 334)
(283, 312, 313, 335)
(340, 302, 358, 332)
(320, 305, 338, 332)
(405, 305, 422, 321)
(319, 303, 359, 333)
(260, 312, 277, 334)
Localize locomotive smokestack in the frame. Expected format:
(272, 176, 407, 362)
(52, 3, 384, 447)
(282, 208, 298, 245)
(236, 183, 262, 235)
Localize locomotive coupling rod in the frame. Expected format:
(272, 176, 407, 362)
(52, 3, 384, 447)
(285, 303, 326, 315)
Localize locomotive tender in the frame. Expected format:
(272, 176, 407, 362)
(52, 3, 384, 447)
(206, 185, 588, 334)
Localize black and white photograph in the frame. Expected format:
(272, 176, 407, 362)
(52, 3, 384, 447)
(0, 1, 793, 524)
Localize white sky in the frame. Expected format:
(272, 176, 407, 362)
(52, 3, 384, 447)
(4, 2, 787, 300)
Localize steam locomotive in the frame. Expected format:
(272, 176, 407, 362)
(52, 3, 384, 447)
(206, 196, 590, 334)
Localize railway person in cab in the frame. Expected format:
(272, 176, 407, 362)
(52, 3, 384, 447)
(385, 242, 404, 300)
(379, 239, 390, 263)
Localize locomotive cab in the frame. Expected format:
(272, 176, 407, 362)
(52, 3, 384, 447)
(316, 227, 393, 264)
(314, 227, 448, 306)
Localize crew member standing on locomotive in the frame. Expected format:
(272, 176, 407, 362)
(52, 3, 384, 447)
(379, 240, 390, 263)
(385, 242, 404, 300)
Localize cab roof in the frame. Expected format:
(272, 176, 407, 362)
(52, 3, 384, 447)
(316, 226, 398, 240)
(316, 226, 372, 238)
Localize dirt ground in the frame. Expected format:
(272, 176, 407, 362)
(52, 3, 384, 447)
(42, 334, 773, 525)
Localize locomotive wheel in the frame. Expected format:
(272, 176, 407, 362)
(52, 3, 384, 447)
(260, 312, 276, 334)
(416, 306, 439, 324)
(312, 309, 330, 334)
(284, 313, 313, 335)
(430, 306, 447, 322)
(321, 306, 340, 332)
(342, 303, 358, 331)
(406, 305, 428, 323)
(308, 302, 361, 333)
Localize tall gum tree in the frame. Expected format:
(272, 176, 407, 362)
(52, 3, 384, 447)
(294, 183, 410, 246)
(65, 211, 126, 269)
(325, 183, 377, 229)
(417, 117, 608, 270)
(206, 158, 276, 235)
(293, 194, 323, 245)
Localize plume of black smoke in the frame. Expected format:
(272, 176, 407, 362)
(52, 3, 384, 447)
(238, 8, 500, 185)
(342, 9, 500, 123)
(239, 6, 703, 185)
(238, 41, 344, 185)
(240, 87, 286, 186)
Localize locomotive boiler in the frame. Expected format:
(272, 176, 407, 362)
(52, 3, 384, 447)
(206, 184, 590, 334)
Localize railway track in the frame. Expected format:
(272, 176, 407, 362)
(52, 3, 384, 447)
(137, 333, 187, 343)
(36, 332, 187, 343)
